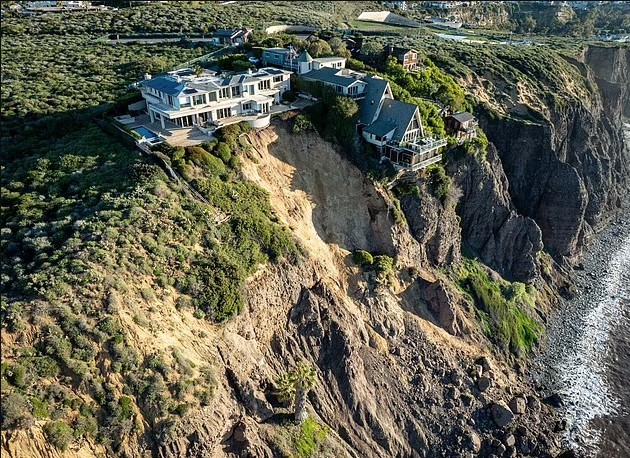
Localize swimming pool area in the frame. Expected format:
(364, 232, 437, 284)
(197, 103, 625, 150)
(133, 126, 162, 144)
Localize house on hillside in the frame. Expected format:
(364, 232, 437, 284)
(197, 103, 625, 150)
(212, 28, 251, 46)
(342, 35, 364, 56)
(262, 48, 346, 75)
(302, 67, 368, 98)
(386, 46, 421, 71)
(445, 112, 478, 143)
(302, 66, 446, 171)
(138, 67, 292, 132)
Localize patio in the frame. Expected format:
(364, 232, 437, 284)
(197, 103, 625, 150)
(128, 114, 213, 147)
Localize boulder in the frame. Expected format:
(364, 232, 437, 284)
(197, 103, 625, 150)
(477, 376, 492, 392)
(527, 395, 542, 413)
(509, 396, 527, 415)
(503, 433, 516, 447)
(491, 401, 515, 428)
(542, 392, 564, 408)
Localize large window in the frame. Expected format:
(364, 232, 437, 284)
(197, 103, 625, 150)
(258, 79, 271, 90)
(216, 107, 231, 119)
(220, 87, 230, 99)
(273, 75, 283, 83)
(242, 102, 252, 111)
(231, 86, 241, 97)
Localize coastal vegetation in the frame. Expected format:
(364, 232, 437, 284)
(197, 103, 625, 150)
(456, 259, 541, 354)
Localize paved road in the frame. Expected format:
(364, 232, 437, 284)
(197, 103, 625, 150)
(108, 37, 216, 44)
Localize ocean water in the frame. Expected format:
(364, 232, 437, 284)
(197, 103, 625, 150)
(537, 230, 630, 457)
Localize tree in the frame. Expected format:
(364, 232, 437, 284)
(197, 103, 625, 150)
(522, 16, 537, 33)
(361, 41, 384, 61)
(276, 362, 317, 424)
(307, 39, 333, 58)
(328, 37, 351, 58)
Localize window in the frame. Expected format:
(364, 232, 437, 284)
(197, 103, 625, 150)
(258, 79, 271, 90)
(273, 75, 283, 83)
(410, 119, 419, 130)
(336, 85, 342, 93)
(231, 86, 241, 97)
(249, 84, 255, 94)
(242, 102, 252, 111)
(208, 91, 217, 102)
(216, 107, 231, 119)
(220, 87, 230, 99)
(348, 86, 358, 96)
(194, 94, 207, 105)
(167, 95, 174, 106)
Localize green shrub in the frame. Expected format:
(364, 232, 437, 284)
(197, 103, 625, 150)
(31, 397, 50, 419)
(44, 420, 74, 451)
(292, 114, 315, 134)
(352, 250, 374, 267)
(457, 259, 541, 353)
(215, 143, 232, 164)
(294, 418, 328, 458)
(425, 164, 450, 203)
(7, 364, 27, 388)
(373, 255, 394, 279)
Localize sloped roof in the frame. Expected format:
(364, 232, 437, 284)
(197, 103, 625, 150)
(298, 50, 313, 63)
(359, 75, 390, 125)
(363, 119, 397, 137)
(389, 46, 418, 59)
(142, 77, 183, 96)
(214, 28, 239, 37)
(374, 99, 419, 143)
(302, 67, 362, 88)
(450, 112, 475, 123)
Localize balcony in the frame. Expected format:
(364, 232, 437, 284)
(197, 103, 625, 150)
(385, 137, 447, 171)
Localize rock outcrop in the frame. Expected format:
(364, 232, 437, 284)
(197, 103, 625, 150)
(477, 46, 630, 262)
(448, 145, 544, 282)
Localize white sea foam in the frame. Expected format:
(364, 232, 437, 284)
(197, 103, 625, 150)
(543, 234, 630, 455)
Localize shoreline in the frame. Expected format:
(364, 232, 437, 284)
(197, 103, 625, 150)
(532, 205, 630, 457)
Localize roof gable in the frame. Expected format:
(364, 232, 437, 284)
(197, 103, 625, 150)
(375, 99, 419, 143)
(359, 76, 391, 125)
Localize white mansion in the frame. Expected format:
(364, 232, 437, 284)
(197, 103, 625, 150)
(138, 67, 292, 131)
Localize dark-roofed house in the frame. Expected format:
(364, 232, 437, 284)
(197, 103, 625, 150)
(138, 66, 292, 132)
(212, 27, 251, 46)
(386, 46, 420, 71)
(298, 62, 446, 170)
(445, 111, 478, 143)
(301, 67, 368, 98)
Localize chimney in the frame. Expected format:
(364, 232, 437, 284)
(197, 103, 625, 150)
(248, 68, 252, 75)
(144, 73, 152, 80)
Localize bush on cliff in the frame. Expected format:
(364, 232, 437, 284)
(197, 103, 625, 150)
(457, 259, 541, 354)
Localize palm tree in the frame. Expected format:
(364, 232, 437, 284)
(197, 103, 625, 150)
(276, 362, 317, 424)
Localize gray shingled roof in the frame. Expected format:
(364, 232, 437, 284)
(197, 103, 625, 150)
(142, 77, 184, 96)
(363, 119, 397, 137)
(302, 67, 361, 88)
(451, 112, 475, 123)
(359, 75, 390, 125)
(374, 99, 419, 143)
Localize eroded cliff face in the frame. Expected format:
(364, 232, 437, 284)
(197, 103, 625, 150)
(477, 46, 630, 262)
(448, 145, 544, 283)
(149, 126, 563, 458)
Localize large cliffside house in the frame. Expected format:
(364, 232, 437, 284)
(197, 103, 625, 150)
(262, 48, 346, 75)
(302, 64, 446, 171)
(445, 112, 478, 143)
(386, 46, 420, 71)
(138, 67, 292, 131)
